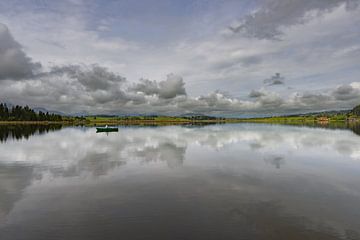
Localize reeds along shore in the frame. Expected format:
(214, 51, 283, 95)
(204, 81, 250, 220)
(0, 116, 359, 126)
(1, 102, 360, 126)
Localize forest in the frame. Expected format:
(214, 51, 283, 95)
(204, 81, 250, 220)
(0, 103, 62, 121)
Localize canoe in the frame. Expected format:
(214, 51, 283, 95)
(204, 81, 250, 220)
(96, 127, 118, 132)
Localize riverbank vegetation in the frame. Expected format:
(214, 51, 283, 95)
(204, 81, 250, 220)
(0, 103, 360, 126)
(238, 106, 360, 125)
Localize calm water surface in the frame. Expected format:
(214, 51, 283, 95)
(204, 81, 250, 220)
(0, 124, 360, 240)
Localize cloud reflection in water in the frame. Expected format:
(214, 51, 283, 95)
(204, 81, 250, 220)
(0, 124, 360, 239)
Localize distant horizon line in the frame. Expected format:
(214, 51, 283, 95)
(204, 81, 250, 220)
(0, 102, 357, 119)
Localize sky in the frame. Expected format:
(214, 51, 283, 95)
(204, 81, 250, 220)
(0, 0, 360, 116)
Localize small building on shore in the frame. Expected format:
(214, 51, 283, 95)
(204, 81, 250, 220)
(316, 117, 329, 123)
(348, 117, 359, 123)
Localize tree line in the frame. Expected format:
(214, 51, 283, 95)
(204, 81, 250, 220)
(0, 103, 62, 121)
(351, 104, 360, 116)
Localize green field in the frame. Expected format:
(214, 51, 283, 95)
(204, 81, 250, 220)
(1, 103, 360, 127)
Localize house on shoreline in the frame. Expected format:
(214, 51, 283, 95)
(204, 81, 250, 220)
(316, 117, 330, 123)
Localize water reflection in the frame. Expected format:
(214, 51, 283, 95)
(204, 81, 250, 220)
(272, 121, 360, 136)
(0, 164, 34, 222)
(0, 124, 62, 142)
(134, 142, 186, 168)
(264, 155, 285, 169)
(0, 124, 360, 239)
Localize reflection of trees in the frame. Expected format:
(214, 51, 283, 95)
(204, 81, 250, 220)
(348, 123, 360, 136)
(284, 122, 360, 137)
(0, 125, 62, 142)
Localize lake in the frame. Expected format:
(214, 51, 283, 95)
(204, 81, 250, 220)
(0, 123, 360, 240)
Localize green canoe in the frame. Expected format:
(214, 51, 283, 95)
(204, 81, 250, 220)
(96, 126, 118, 132)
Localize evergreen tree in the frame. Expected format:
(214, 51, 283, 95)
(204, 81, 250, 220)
(0, 103, 62, 121)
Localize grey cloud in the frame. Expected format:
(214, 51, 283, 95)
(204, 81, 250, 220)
(212, 55, 262, 71)
(36, 38, 66, 50)
(173, 92, 242, 115)
(0, 23, 41, 80)
(0, 63, 148, 114)
(2, 71, 360, 115)
(197, 91, 237, 110)
(264, 73, 284, 86)
(132, 73, 186, 99)
(242, 55, 263, 66)
(296, 93, 331, 105)
(258, 93, 284, 108)
(132, 79, 160, 96)
(249, 90, 266, 98)
(50, 64, 126, 91)
(332, 84, 360, 101)
(230, 0, 359, 40)
(291, 92, 333, 111)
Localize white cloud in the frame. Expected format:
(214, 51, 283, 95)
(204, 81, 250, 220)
(132, 74, 186, 99)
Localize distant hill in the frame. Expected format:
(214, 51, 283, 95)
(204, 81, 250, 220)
(286, 109, 351, 117)
(33, 107, 65, 116)
(351, 104, 360, 116)
(3, 102, 66, 116)
(179, 113, 207, 117)
(34, 109, 90, 117)
(87, 114, 118, 118)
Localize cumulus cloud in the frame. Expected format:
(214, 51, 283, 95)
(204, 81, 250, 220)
(49, 64, 126, 91)
(131, 74, 186, 99)
(0, 23, 41, 80)
(45, 64, 135, 106)
(290, 92, 333, 111)
(332, 84, 360, 101)
(1, 68, 360, 115)
(296, 92, 331, 105)
(229, 0, 360, 40)
(0, 63, 149, 113)
(249, 90, 266, 98)
(263, 73, 285, 86)
(177, 82, 360, 115)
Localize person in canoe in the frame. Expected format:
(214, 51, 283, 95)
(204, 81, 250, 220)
(96, 125, 118, 132)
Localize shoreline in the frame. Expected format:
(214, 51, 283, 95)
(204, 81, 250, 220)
(1, 119, 359, 135)
(0, 119, 238, 125)
(0, 118, 358, 126)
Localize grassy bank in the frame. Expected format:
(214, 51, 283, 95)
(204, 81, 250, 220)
(82, 116, 242, 125)
(237, 115, 360, 124)
(0, 117, 238, 126)
(234, 115, 360, 132)
(0, 114, 359, 126)
(0, 120, 86, 125)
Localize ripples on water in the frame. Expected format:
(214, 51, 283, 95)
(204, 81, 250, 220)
(0, 124, 360, 240)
